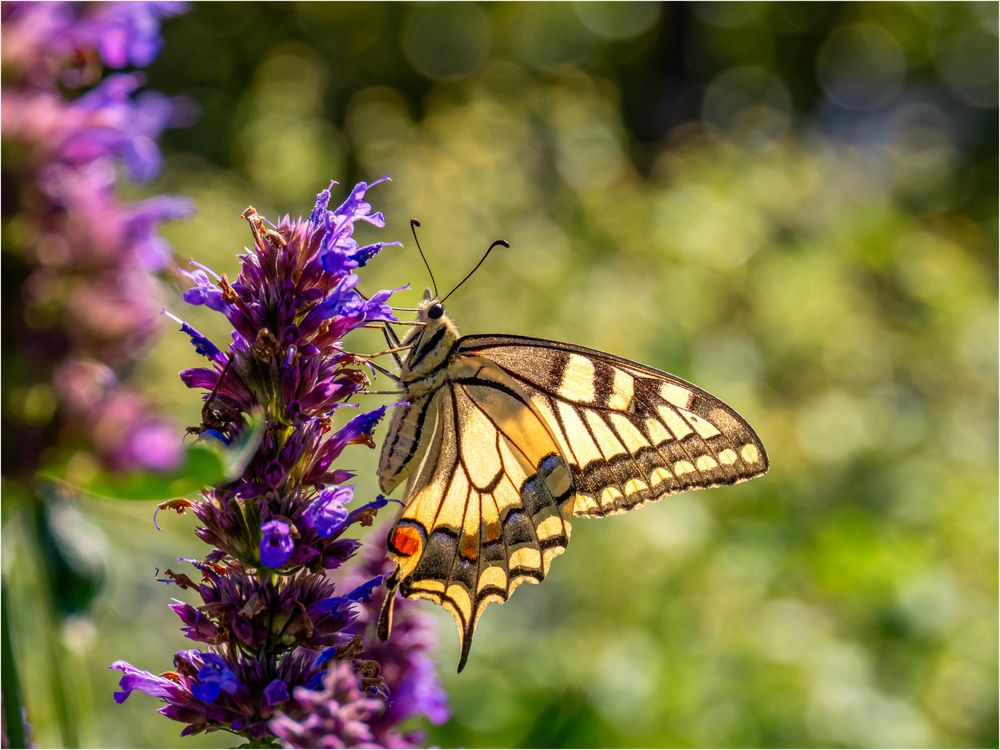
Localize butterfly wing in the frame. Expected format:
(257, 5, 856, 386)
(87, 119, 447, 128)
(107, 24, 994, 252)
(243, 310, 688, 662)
(458, 335, 768, 518)
(381, 355, 575, 671)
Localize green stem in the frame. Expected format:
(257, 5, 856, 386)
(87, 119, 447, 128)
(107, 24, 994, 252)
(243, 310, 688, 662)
(45, 630, 77, 747)
(1, 580, 27, 749)
(28, 497, 78, 747)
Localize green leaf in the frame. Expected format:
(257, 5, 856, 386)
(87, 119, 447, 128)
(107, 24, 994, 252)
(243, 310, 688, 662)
(52, 443, 227, 502)
(44, 416, 263, 502)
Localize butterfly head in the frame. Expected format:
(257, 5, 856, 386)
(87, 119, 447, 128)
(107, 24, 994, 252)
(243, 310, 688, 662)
(421, 288, 446, 321)
(398, 290, 461, 379)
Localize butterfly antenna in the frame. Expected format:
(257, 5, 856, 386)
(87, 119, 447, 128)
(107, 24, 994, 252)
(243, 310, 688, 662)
(410, 219, 438, 298)
(440, 239, 509, 304)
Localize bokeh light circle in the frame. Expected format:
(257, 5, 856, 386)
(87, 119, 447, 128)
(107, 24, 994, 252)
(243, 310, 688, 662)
(402, 3, 492, 81)
(702, 65, 793, 143)
(573, 2, 660, 40)
(817, 23, 906, 110)
(510, 4, 595, 71)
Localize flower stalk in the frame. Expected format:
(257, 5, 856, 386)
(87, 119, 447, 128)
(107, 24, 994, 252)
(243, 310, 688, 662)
(111, 179, 448, 745)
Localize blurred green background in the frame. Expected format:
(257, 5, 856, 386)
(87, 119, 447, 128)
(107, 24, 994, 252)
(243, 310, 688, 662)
(4, 2, 997, 747)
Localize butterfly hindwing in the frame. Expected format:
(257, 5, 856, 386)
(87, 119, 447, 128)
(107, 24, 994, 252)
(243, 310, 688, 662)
(384, 355, 574, 671)
(458, 335, 769, 518)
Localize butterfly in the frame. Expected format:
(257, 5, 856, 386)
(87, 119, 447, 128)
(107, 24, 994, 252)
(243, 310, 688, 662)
(374, 232, 768, 672)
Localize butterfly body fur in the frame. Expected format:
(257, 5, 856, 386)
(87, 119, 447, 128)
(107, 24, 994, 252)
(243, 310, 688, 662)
(377, 292, 768, 671)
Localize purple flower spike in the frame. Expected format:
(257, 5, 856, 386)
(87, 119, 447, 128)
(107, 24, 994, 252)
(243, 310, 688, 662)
(260, 519, 295, 568)
(2, 1, 190, 476)
(111, 180, 447, 743)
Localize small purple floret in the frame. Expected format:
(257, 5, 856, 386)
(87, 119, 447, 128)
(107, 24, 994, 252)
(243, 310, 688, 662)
(309, 180, 335, 226)
(162, 310, 226, 364)
(259, 520, 294, 569)
(303, 486, 352, 537)
(192, 654, 239, 704)
(264, 679, 289, 707)
(110, 661, 180, 704)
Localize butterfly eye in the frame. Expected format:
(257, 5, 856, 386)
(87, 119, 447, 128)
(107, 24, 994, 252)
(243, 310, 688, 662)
(427, 303, 445, 320)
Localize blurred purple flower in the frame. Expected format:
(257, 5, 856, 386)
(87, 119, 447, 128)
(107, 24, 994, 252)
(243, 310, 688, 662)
(1, 2, 186, 83)
(342, 532, 450, 745)
(54, 360, 183, 471)
(1, 1, 190, 476)
(112, 180, 447, 744)
(270, 661, 389, 749)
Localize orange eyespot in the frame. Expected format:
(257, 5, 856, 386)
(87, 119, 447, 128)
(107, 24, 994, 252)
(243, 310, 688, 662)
(482, 521, 502, 544)
(391, 526, 422, 557)
(459, 533, 478, 561)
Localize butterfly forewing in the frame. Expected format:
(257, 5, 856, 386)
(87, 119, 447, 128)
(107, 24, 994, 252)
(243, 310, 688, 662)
(457, 335, 769, 518)
(384, 355, 574, 671)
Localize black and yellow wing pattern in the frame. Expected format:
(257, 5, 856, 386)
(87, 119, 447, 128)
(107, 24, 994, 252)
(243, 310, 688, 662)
(382, 355, 575, 671)
(459, 335, 768, 517)
(379, 325, 768, 671)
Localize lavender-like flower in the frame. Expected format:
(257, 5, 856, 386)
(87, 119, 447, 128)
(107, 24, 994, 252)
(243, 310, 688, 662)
(267, 532, 451, 748)
(270, 661, 391, 749)
(1, 1, 190, 476)
(342, 533, 450, 746)
(111, 179, 448, 744)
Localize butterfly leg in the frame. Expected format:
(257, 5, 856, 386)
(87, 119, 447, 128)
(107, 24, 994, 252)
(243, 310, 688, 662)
(358, 322, 404, 368)
(367, 359, 403, 384)
(358, 344, 414, 360)
(355, 286, 406, 354)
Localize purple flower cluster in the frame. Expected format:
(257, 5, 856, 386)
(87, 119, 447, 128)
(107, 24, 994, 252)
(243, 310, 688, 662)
(1, 2, 190, 475)
(111, 180, 448, 744)
(270, 661, 394, 749)
(345, 534, 450, 745)
(267, 534, 451, 748)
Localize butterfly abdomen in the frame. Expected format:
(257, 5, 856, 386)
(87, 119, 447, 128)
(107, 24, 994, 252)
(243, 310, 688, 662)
(379, 307, 463, 494)
(378, 392, 439, 494)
